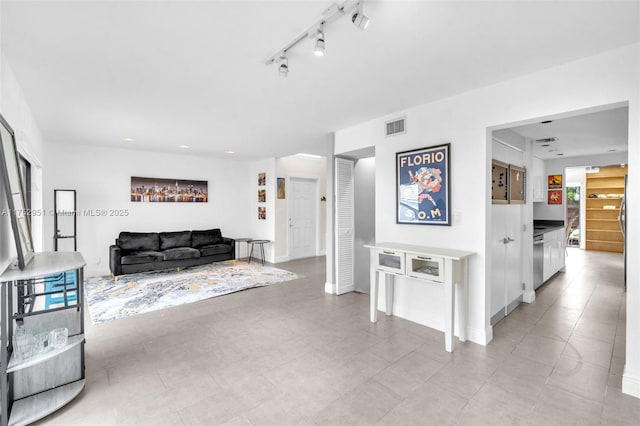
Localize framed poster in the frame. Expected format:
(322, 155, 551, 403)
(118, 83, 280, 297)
(258, 173, 266, 186)
(258, 189, 266, 203)
(396, 143, 450, 225)
(258, 207, 266, 220)
(277, 177, 285, 199)
(131, 176, 208, 202)
(548, 174, 562, 189)
(548, 189, 562, 204)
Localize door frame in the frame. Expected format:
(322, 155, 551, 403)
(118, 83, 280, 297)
(287, 176, 321, 260)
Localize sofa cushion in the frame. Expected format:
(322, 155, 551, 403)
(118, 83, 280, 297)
(191, 229, 223, 248)
(163, 247, 201, 261)
(118, 232, 160, 252)
(200, 244, 232, 257)
(121, 250, 164, 265)
(159, 231, 192, 250)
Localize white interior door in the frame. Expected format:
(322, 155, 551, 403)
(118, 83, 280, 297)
(288, 177, 317, 259)
(335, 158, 355, 295)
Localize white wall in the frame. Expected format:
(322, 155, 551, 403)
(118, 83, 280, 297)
(334, 43, 640, 398)
(246, 157, 276, 263)
(354, 157, 375, 293)
(274, 155, 327, 261)
(0, 55, 45, 273)
(43, 143, 251, 276)
(533, 151, 628, 220)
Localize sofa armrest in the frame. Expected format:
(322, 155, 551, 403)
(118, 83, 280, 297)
(109, 244, 123, 276)
(223, 237, 235, 258)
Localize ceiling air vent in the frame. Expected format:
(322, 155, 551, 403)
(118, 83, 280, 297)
(385, 117, 406, 137)
(534, 137, 556, 147)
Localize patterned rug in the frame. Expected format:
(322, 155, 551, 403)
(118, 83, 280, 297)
(84, 261, 298, 324)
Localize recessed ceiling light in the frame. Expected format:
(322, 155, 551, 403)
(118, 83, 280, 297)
(225, 150, 235, 154)
(121, 137, 134, 142)
(178, 144, 190, 149)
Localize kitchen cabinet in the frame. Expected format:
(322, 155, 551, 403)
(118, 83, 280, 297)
(542, 228, 565, 282)
(531, 157, 546, 203)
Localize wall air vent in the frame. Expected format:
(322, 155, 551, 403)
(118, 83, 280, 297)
(385, 117, 406, 137)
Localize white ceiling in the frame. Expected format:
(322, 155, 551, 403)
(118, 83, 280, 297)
(1, 1, 639, 160)
(510, 106, 629, 160)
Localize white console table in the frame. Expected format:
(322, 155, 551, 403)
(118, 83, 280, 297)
(364, 242, 475, 352)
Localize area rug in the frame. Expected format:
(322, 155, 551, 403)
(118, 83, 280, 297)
(84, 261, 298, 324)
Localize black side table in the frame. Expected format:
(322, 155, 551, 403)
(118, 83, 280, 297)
(247, 240, 270, 265)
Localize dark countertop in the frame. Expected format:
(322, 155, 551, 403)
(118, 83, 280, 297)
(533, 220, 565, 237)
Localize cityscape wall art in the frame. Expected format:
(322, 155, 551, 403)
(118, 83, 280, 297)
(131, 176, 208, 202)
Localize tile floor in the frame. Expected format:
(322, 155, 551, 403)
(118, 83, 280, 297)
(35, 248, 639, 425)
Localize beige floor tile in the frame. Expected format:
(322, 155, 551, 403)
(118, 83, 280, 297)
(512, 334, 566, 367)
(377, 381, 468, 425)
(526, 386, 602, 426)
(601, 387, 640, 425)
(562, 334, 613, 368)
(314, 379, 402, 425)
(458, 383, 532, 426)
(547, 356, 609, 403)
(373, 350, 445, 397)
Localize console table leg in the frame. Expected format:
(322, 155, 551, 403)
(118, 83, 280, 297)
(444, 259, 455, 352)
(370, 270, 379, 323)
(385, 274, 394, 316)
(457, 259, 468, 343)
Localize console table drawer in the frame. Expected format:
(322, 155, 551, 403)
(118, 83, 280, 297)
(407, 253, 444, 282)
(375, 249, 405, 275)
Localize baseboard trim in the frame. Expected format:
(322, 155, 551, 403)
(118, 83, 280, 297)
(318, 249, 326, 256)
(336, 284, 355, 295)
(274, 255, 290, 263)
(523, 290, 536, 304)
(622, 367, 640, 398)
(467, 325, 492, 346)
(324, 282, 335, 294)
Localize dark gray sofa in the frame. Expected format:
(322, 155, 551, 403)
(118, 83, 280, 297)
(109, 229, 235, 276)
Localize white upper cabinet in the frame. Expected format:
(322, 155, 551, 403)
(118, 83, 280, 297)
(532, 157, 546, 203)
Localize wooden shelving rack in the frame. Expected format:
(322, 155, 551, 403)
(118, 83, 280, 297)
(585, 165, 627, 253)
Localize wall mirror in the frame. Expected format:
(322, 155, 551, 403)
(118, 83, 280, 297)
(0, 113, 34, 269)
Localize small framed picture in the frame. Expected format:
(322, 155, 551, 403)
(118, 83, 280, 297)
(548, 189, 562, 204)
(548, 174, 562, 189)
(258, 207, 266, 220)
(258, 173, 266, 186)
(258, 189, 266, 203)
(277, 177, 285, 199)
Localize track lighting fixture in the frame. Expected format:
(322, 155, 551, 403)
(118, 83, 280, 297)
(265, 1, 370, 76)
(351, 8, 370, 30)
(314, 26, 325, 57)
(278, 55, 289, 77)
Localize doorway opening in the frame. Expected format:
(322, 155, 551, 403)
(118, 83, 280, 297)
(566, 185, 580, 247)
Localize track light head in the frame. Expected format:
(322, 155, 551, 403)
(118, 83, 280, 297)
(351, 11, 370, 30)
(278, 55, 288, 77)
(351, 10, 370, 30)
(314, 28, 325, 57)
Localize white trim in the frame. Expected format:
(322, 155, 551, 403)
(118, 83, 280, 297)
(622, 367, 640, 398)
(468, 325, 493, 346)
(522, 290, 536, 304)
(336, 283, 355, 295)
(318, 249, 326, 256)
(274, 255, 290, 263)
(324, 282, 335, 294)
